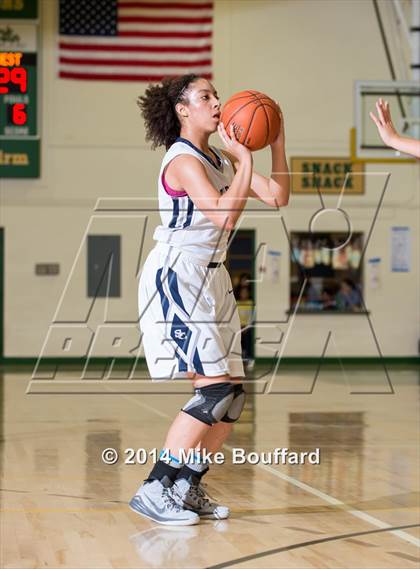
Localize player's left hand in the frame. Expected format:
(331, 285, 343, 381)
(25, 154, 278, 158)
(270, 101, 285, 148)
(218, 121, 252, 163)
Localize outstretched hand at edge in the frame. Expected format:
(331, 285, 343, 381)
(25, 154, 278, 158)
(369, 98, 398, 147)
(369, 98, 420, 158)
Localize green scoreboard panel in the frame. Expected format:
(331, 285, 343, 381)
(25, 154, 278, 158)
(0, 0, 39, 178)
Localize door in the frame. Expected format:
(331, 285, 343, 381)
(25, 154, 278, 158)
(226, 229, 255, 363)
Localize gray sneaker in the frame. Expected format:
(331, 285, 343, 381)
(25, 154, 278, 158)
(129, 476, 200, 526)
(173, 476, 230, 519)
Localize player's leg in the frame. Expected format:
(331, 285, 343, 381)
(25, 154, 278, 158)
(158, 372, 233, 456)
(129, 397, 213, 527)
(172, 375, 246, 519)
(197, 376, 244, 453)
(194, 266, 247, 456)
(131, 374, 237, 524)
(191, 270, 247, 464)
(171, 266, 247, 518)
(199, 421, 233, 453)
(193, 375, 243, 455)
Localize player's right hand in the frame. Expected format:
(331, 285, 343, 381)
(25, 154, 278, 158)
(369, 98, 399, 147)
(218, 122, 252, 164)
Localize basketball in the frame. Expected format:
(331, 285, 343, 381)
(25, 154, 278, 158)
(220, 90, 281, 151)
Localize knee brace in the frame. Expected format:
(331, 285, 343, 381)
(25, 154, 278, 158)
(182, 382, 235, 426)
(221, 384, 246, 423)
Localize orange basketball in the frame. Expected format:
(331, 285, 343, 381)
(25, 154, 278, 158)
(220, 90, 281, 151)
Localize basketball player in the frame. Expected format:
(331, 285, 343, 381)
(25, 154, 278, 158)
(129, 74, 289, 525)
(370, 98, 420, 158)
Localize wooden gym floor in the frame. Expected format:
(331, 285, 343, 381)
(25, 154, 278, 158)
(1, 364, 419, 568)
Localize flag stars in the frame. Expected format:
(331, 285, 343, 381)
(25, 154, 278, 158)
(59, 0, 117, 36)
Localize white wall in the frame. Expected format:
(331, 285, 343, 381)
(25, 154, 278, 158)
(1, 0, 418, 358)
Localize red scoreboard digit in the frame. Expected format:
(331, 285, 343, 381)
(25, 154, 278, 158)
(0, 52, 28, 126)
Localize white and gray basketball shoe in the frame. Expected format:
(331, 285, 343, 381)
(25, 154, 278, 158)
(173, 476, 230, 520)
(129, 476, 200, 526)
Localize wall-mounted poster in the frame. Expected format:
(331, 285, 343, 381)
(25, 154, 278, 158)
(391, 227, 411, 273)
(268, 249, 281, 283)
(290, 232, 364, 313)
(368, 257, 381, 289)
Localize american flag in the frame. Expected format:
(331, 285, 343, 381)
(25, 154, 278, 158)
(58, 0, 213, 81)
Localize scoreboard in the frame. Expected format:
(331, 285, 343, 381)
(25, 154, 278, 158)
(0, 0, 39, 178)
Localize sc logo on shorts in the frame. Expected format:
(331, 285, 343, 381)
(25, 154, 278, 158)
(174, 329, 187, 340)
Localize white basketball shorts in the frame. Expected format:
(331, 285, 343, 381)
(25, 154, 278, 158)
(139, 241, 245, 380)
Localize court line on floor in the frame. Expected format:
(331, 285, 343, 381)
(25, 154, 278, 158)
(121, 393, 420, 548)
(222, 443, 420, 548)
(204, 523, 420, 569)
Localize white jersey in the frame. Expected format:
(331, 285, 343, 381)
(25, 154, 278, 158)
(152, 137, 235, 263)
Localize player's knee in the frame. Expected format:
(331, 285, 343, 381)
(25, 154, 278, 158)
(181, 382, 236, 426)
(221, 384, 246, 423)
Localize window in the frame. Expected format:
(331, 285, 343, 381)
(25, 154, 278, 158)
(290, 232, 364, 313)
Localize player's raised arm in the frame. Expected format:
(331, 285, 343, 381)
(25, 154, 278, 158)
(370, 98, 420, 159)
(248, 105, 290, 208)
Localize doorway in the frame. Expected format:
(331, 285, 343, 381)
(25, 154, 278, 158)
(226, 229, 255, 364)
(0, 228, 3, 359)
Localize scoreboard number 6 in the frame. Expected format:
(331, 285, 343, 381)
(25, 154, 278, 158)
(12, 103, 27, 125)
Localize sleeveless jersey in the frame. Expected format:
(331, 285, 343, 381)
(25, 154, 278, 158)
(152, 137, 235, 263)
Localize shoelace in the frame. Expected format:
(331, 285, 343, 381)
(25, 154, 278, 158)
(198, 482, 216, 500)
(162, 487, 183, 512)
(189, 484, 212, 508)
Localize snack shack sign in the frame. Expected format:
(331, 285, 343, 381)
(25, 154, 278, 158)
(291, 157, 364, 194)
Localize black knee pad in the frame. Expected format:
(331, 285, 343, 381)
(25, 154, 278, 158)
(181, 382, 235, 426)
(221, 384, 246, 423)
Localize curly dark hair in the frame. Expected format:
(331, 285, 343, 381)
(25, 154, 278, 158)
(137, 74, 201, 150)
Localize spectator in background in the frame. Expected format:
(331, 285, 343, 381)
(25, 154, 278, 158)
(336, 278, 362, 312)
(321, 287, 337, 311)
(306, 278, 320, 303)
(234, 272, 251, 297)
(236, 285, 254, 370)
